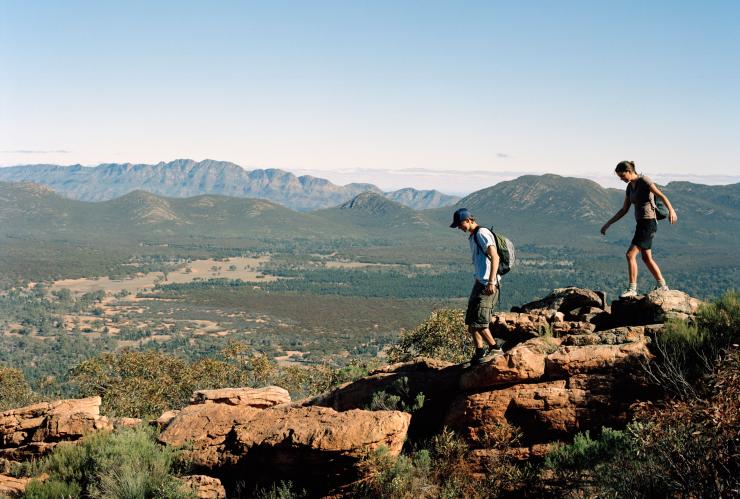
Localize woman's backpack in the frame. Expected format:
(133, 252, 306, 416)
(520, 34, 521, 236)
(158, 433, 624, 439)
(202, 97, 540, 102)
(473, 227, 517, 276)
(636, 177, 668, 220)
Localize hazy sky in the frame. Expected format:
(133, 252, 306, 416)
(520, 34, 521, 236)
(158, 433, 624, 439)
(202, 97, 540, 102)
(1, 1, 738, 194)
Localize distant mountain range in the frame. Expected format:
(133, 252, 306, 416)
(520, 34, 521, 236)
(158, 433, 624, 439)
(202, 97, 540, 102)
(0, 159, 460, 211)
(2, 175, 738, 255)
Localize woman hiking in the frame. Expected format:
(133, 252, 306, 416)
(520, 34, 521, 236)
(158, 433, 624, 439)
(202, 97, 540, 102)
(600, 160, 678, 298)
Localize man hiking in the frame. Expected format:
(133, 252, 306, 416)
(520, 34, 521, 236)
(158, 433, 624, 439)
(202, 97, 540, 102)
(450, 208, 503, 365)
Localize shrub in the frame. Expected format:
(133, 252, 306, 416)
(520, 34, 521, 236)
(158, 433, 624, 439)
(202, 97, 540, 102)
(368, 377, 425, 413)
(387, 309, 470, 363)
(645, 291, 740, 399)
(249, 480, 307, 498)
(24, 479, 82, 499)
(544, 348, 740, 498)
(0, 365, 35, 411)
(356, 428, 531, 498)
(25, 425, 192, 498)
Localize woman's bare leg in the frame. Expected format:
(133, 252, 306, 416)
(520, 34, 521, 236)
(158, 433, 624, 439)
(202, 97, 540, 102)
(640, 248, 665, 282)
(626, 245, 640, 283)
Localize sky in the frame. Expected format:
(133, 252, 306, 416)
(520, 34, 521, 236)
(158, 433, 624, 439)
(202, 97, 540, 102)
(1, 1, 738, 194)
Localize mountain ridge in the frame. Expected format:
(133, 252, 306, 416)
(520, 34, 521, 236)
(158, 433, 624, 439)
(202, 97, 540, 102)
(0, 159, 460, 211)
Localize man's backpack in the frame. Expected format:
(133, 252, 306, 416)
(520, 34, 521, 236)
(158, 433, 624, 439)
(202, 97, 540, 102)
(473, 227, 517, 276)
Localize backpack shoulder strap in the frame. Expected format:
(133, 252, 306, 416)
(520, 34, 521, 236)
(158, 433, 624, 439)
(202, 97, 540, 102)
(472, 227, 496, 258)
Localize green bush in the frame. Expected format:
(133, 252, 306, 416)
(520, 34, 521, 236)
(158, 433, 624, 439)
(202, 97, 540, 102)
(24, 479, 82, 499)
(646, 291, 740, 399)
(250, 480, 307, 499)
(25, 425, 192, 499)
(544, 348, 740, 498)
(355, 428, 530, 498)
(387, 309, 470, 363)
(368, 377, 425, 413)
(0, 365, 36, 411)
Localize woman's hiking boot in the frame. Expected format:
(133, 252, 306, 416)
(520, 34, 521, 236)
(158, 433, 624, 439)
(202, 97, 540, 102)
(619, 288, 638, 298)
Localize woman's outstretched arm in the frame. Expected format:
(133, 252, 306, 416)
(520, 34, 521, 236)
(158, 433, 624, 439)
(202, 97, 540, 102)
(601, 196, 631, 234)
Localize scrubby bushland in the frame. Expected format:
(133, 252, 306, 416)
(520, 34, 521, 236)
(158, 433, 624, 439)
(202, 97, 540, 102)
(545, 292, 740, 498)
(387, 309, 470, 364)
(645, 290, 739, 399)
(69, 342, 374, 418)
(23, 425, 193, 499)
(0, 365, 36, 411)
(355, 426, 536, 498)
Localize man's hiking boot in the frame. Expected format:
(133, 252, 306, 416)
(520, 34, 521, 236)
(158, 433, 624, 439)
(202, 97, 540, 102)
(653, 284, 670, 292)
(485, 345, 503, 358)
(469, 348, 487, 366)
(619, 289, 638, 298)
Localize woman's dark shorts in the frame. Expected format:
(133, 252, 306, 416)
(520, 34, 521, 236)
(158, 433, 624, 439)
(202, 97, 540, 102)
(631, 219, 658, 249)
(465, 280, 498, 328)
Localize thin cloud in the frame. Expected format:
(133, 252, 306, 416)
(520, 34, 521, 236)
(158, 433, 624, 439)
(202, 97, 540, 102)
(497, 153, 510, 158)
(0, 149, 70, 154)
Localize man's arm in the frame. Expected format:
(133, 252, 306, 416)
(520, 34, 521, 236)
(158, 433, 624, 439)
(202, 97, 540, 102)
(486, 244, 499, 295)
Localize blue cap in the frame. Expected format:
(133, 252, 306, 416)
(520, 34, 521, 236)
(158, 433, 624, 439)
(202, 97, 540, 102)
(450, 208, 472, 228)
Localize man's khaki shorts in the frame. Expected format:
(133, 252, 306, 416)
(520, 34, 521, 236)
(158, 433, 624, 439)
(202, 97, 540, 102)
(465, 280, 498, 328)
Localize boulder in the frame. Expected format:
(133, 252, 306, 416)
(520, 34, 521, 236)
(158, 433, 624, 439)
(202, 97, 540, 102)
(545, 341, 653, 377)
(233, 406, 410, 458)
(179, 475, 226, 499)
(230, 406, 411, 486)
(0, 397, 111, 461)
(150, 410, 180, 430)
(190, 386, 290, 408)
(513, 288, 606, 314)
(610, 290, 702, 327)
(445, 378, 632, 445)
(488, 312, 551, 342)
(113, 417, 142, 429)
(459, 337, 560, 391)
(158, 403, 261, 468)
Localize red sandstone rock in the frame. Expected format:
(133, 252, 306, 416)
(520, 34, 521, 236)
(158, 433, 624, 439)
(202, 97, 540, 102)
(190, 386, 290, 408)
(545, 341, 652, 377)
(158, 403, 261, 468)
(459, 337, 560, 391)
(0, 397, 110, 461)
(234, 406, 411, 458)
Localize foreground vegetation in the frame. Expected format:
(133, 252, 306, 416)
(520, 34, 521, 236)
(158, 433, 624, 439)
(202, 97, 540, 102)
(1, 292, 736, 498)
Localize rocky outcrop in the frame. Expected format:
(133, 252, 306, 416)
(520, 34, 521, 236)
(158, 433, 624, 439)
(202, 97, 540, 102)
(0, 397, 110, 461)
(156, 388, 411, 493)
(304, 286, 691, 482)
